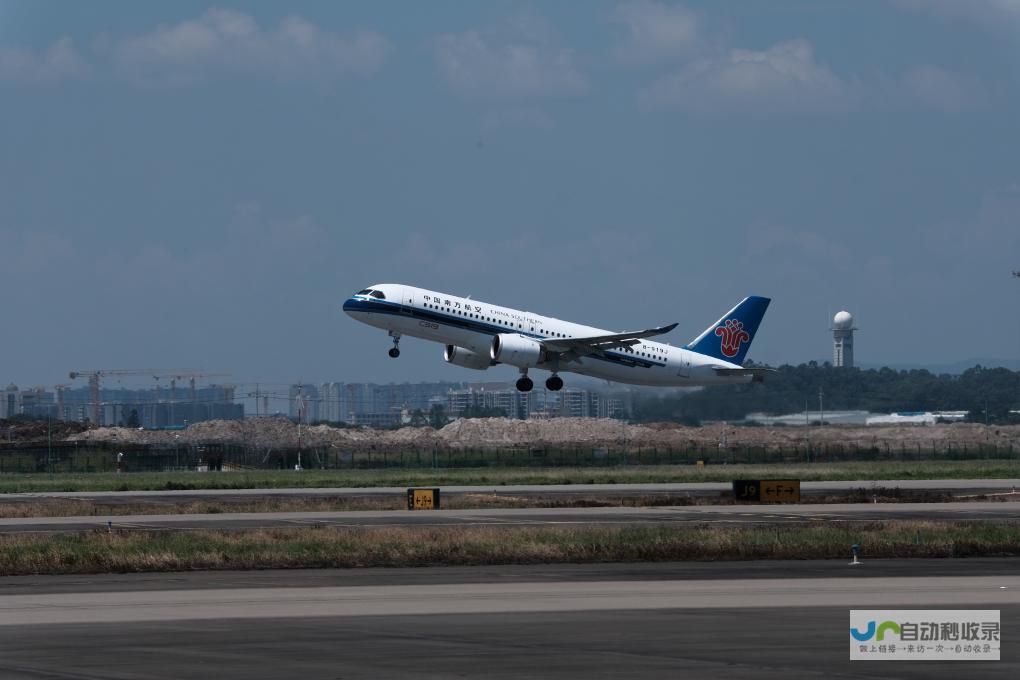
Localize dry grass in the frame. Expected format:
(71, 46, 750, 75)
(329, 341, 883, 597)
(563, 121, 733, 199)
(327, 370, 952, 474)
(0, 520, 1016, 576)
(0, 487, 981, 519)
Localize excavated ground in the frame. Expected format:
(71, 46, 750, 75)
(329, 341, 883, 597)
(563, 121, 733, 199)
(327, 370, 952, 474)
(64, 417, 1020, 452)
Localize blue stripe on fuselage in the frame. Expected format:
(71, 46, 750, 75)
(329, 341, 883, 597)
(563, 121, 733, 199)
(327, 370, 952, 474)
(342, 296, 663, 369)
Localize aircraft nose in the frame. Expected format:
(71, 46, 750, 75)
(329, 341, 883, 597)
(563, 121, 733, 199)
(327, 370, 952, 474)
(342, 297, 356, 314)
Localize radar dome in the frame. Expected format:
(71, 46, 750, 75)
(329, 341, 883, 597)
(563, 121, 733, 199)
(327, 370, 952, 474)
(833, 311, 854, 330)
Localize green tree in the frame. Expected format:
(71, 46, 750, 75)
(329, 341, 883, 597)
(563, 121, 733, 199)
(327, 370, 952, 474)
(429, 404, 448, 429)
(632, 364, 1020, 424)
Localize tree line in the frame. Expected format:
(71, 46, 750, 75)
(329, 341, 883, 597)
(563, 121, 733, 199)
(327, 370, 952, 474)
(633, 364, 1020, 424)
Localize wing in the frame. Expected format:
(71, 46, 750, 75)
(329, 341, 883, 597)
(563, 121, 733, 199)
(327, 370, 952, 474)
(542, 323, 678, 359)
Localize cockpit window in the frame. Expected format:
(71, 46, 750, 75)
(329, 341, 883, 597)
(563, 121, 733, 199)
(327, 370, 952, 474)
(370, 290, 386, 299)
(356, 289, 372, 295)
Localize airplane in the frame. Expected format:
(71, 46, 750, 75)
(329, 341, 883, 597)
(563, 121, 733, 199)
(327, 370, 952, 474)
(342, 284, 770, 392)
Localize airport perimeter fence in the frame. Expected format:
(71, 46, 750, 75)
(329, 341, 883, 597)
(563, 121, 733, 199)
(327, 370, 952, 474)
(0, 439, 1017, 474)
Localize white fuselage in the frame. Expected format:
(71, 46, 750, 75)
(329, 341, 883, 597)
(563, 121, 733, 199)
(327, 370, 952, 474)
(342, 284, 751, 387)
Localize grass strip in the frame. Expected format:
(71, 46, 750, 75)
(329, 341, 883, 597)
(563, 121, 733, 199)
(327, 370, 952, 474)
(0, 488, 969, 519)
(1, 521, 1017, 576)
(0, 460, 1018, 493)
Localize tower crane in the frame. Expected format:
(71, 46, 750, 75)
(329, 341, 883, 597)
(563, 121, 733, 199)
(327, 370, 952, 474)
(155, 372, 232, 404)
(68, 369, 211, 426)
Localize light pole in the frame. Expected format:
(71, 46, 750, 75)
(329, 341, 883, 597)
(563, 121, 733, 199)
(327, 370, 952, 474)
(46, 412, 52, 474)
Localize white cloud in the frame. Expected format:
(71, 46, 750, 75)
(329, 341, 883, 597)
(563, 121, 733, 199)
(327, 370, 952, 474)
(613, 1, 702, 65)
(114, 8, 389, 86)
(0, 38, 88, 83)
(434, 28, 587, 100)
(640, 39, 855, 114)
(639, 38, 986, 114)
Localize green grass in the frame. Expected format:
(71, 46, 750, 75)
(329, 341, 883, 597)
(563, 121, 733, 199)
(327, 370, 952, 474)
(0, 459, 1017, 493)
(0, 520, 1016, 575)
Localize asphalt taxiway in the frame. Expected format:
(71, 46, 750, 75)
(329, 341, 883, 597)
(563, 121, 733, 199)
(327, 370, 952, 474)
(0, 561, 1014, 679)
(0, 500, 1016, 533)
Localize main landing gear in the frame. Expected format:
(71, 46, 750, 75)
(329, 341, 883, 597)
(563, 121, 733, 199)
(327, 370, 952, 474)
(388, 331, 401, 358)
(515, 370, 564, 392)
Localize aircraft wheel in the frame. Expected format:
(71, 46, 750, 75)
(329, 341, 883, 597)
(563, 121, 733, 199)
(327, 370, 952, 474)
(516, 377, 534, 392)
(546, 375, 563, 391)
(388, 347, 400, 358)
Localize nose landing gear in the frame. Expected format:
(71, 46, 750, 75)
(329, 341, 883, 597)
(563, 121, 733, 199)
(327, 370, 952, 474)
(388, 331, 401, 358)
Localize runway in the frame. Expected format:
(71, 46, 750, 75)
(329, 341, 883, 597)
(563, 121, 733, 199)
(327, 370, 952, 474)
(0, 500, 1017, 533)
(0, 561, 1014, 679)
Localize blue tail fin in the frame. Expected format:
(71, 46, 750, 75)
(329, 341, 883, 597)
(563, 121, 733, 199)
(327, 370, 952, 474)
(685, 296, 770, 365)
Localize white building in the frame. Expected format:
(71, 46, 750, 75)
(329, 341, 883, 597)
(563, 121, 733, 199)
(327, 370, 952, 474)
(865, 411, 968, 425)
(832, 310, 856, 368)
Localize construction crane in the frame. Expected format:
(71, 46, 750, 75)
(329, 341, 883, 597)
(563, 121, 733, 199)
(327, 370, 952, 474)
(68, 369, 210, 426)
(154, 372, 231, 404)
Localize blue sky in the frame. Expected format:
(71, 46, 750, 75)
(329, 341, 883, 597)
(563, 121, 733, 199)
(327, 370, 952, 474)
(1, 1, 1018, 389)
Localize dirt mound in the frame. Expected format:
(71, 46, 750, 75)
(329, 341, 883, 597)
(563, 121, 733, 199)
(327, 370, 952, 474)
(437, 418, 641, 447)
(65, 417, 1020, 452)
(1, 418, 88, 445)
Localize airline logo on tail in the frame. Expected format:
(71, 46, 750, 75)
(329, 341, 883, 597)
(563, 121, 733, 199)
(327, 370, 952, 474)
(685, 295, 770, 365)
(715, 319, 750, 358)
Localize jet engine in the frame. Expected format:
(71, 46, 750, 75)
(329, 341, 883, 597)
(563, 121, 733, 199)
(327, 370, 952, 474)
(490, 333, 543, 368)
(444, 345, 491, 370)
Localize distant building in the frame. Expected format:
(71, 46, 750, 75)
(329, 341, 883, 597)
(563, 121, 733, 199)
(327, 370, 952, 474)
(57, 385, 241, 427)
(1, 384, 20, 419)
(446, 382, 628, 421)
(0, 384, 56, 419)
(289, 384, 320, 423)
(832, 310, 856, 368)
(745, 410, 875, 426)
(305, 381, 466, 424)
(318, 382, 345, 423)
(865, 411, 967, 425)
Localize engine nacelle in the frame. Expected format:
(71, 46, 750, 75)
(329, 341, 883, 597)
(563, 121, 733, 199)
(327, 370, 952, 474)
(490, 333, 543, 368)
(444, 345, 491, 371)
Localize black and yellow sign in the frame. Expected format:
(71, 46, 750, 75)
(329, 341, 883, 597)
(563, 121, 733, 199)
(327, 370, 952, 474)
(407, 487, 441, 510)
(732, 479, 800, 503)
